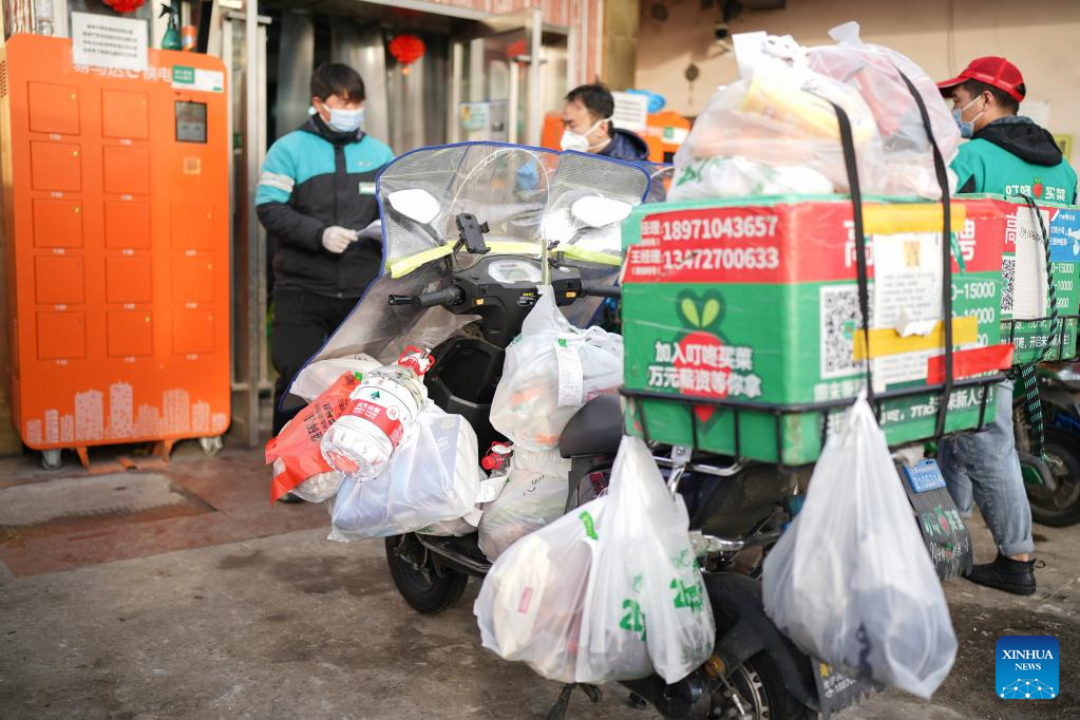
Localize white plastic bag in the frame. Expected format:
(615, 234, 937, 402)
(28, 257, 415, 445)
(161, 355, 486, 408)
(289, 354, 382, 402)
(478, 448, 571, 561)
(807, 22, 960, 199)
(490, 289, 623, 451)
(329, 404, 480, 540)
(762, 395, 956, 698)
(671, 48, 886, 201)
(669, 156, 834, 201)
(419, 474, 507, 537)
(579, 436, 715, 684)
(474, 496, 608, 683)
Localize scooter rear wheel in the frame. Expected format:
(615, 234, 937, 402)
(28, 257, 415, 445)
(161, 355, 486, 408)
(707, 649, 813, 720)
(1026, 429, 1080, 527)
(385, 535, 468, 614)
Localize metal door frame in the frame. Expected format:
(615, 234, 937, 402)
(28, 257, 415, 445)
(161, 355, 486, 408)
(448, 8, 547, 146)
(222, 9, 271, 448)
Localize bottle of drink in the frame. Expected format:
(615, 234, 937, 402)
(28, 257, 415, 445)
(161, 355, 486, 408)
(321, 347, 434, 482)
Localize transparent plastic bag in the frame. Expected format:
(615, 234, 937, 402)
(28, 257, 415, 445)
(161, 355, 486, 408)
(762, 395, 957, 698)
(579, 436, 715, 684)
(671, 59, 885, 201)
(669, 156, 834, 201)
(477, 448, 571, 561)
(329, 404, 480, 540)
(807, 22, 959, 199)
(289, 354, 382, 402)
(490, 289, 623, 450)
(474, 496, 608, 683)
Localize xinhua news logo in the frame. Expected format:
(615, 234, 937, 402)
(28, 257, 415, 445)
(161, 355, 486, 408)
(995, 636, 1059, 700)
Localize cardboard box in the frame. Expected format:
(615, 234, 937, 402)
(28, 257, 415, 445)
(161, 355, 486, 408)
(995, 197, 1080, 364)
(621, 196, 1009, 465)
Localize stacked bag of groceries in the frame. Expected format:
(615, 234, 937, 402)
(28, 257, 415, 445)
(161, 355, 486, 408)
(265, 347, 489, 539)
(262, 286, 626, 556)
(670, 23, 960, 202)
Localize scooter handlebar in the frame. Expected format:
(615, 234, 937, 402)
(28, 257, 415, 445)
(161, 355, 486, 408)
(388, 286, 464, 309)
(580, 281, 621, 300)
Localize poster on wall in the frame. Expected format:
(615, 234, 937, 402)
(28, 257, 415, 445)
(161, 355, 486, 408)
(611, 91, 649, 133)
(459, 100, 509, 142)
(460, 102, 490, 132)
(72, 12, 148, 72)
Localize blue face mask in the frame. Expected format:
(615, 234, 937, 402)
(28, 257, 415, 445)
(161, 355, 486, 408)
(327, 107, 364, 133)
(952, 97, 984, 139)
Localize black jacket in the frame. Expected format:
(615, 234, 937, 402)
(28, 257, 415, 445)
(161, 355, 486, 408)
(256, 116, 394, 298)
(597, 128, 650, 163)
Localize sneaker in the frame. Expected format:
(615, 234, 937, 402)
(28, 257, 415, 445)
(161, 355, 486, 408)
(964, 553, 1037, 596)
(277, 492, 305, 504)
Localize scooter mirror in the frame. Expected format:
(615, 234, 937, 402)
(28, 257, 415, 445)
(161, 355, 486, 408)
(387, 188, 441, 226)
(570, 196, 633, 228)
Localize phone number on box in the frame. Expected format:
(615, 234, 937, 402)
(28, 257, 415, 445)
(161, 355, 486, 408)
(647, 215, 780, 242)
(647, 246, 781, 272)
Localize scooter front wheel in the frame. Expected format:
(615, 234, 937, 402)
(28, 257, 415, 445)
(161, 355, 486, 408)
(385, 534, 468, 614)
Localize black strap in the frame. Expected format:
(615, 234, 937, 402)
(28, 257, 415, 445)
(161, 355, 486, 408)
(895, 70, 954, 438)
(828, 101, 875, 407)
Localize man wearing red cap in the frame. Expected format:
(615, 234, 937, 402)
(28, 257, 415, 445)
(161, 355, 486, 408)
(935, 58, 1077, 596)
(939, 56, 1076, 202)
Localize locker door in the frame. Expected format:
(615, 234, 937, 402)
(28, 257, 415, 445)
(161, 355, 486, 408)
(31, 141, 81, 191)
(102, 90, 150, 139)
(103, 146, 150, 195)
(28, 82, 80, 135)
(33, 199, 83, 248)
(34, 256, 85, 304)
(104, 201, 152, 248)
(105, 256, 153, 303)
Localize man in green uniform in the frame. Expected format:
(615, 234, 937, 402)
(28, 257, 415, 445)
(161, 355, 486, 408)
(936, 57, 1077, 594)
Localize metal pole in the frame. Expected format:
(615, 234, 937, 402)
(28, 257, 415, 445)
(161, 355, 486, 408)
(243, 0, 260, 447)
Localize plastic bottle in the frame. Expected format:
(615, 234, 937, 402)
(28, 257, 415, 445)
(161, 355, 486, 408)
(321, 348, 433, 482)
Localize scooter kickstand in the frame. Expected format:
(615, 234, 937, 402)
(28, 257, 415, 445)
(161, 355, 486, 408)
(544, 683, 603, 720)
(544, 684, 574, 720)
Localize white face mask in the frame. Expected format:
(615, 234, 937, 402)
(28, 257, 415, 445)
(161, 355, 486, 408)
(326, 107, 364, 133)
(560, 118, 610, 152)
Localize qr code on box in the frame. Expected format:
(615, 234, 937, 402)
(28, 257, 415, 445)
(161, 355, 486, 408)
(820, 285, 870, 379)
(1001, 256, 1015, 316)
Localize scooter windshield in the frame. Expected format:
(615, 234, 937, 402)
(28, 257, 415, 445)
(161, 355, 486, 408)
(287, 142, 650, 399)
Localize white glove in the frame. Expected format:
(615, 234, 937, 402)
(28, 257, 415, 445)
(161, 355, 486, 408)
(322, 226, 358, 254)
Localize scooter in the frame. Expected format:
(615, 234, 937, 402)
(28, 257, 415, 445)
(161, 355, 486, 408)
(1018, 363, 1080, 526)
(296, 144, 819, 719)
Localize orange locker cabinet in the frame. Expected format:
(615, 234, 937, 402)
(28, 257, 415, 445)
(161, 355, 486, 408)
(0, 35, 230, 459)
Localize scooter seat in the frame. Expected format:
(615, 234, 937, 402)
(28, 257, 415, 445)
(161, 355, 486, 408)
(559, 394, 623, 459)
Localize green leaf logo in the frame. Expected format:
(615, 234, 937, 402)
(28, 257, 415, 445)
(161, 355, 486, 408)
(676, 290, 725, 334)
(681, 297, 701, 328)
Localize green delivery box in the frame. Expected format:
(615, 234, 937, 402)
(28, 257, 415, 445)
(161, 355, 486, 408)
(994, 197, 1080, 364)
(621, 195, 1012, 465)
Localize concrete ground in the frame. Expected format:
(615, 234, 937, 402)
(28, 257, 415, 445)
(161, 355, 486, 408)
(0, 442, 1078, 720)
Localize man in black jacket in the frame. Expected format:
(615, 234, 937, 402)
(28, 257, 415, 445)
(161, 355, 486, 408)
(257, 63, 393, 438)
(560, 83, 650, 163)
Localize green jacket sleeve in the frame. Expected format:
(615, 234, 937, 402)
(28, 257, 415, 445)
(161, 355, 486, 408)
(951, 142, 985, 195)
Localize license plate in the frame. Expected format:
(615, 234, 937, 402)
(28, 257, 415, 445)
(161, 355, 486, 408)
(902, 459, 947, 493)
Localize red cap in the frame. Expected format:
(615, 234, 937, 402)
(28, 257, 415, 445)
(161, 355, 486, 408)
(938, 57, 1026, 103)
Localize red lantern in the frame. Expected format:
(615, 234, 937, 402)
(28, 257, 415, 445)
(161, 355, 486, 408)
(389, 34, 426, 75)
(103, 0, 147, 12)
(505, 40, 526, 61)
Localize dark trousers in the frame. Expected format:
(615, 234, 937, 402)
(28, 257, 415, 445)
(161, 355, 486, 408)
(271, 288, 358, 434)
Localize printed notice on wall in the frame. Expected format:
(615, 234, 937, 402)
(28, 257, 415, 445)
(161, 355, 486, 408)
(72, 12, 148, 72)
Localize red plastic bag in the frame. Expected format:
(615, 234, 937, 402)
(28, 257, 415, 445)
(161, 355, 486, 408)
(266, 372, 361, 503)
